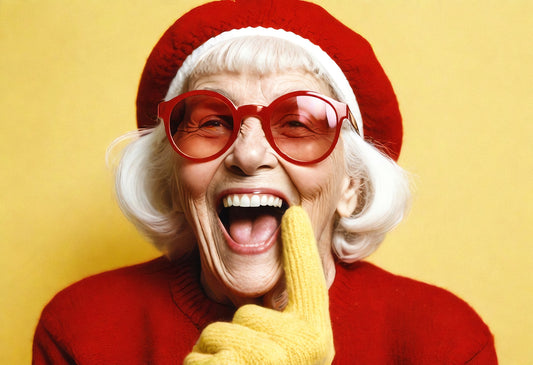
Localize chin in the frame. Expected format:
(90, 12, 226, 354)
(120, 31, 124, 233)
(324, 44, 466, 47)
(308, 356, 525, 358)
(217, 242, 284, 298)
(196, 191, 288, 305)
(226, 267, 284, 308)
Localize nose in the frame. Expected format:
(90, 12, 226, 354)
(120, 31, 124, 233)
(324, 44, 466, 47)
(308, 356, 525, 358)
(224, 117, 278, 175)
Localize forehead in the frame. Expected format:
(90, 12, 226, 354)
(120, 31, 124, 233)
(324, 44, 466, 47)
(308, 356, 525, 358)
(187, 70, 333, 105)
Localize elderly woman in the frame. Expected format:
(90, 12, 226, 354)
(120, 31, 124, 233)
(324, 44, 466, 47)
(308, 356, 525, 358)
(33, 0, 497, 364)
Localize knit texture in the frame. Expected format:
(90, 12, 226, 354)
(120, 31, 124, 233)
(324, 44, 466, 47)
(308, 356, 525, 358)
(33, 252, 497, 363)
(184, 206, 334, 364)
(136, 0, 403, 160)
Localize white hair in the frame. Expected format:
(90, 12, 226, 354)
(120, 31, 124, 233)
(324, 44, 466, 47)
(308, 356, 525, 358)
(110, 36, 411, 262)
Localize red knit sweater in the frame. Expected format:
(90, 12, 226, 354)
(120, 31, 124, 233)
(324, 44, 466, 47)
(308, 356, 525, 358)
(33, 254, 497, 364)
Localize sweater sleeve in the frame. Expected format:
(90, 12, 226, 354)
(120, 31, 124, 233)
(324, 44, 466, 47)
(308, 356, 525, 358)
(330, 262, 498, 364)
(465, 338, 498, 364)
(33, 316, 76, 365)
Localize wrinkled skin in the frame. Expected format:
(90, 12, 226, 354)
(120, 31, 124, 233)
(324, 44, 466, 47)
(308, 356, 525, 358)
(174, 70, 359, 309)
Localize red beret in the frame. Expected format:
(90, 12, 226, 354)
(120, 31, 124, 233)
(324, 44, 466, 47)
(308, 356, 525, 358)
(136, 0, 403, 160)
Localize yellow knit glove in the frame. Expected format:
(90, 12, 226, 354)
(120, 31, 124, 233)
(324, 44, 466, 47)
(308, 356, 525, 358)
(184, 206, 335, 365)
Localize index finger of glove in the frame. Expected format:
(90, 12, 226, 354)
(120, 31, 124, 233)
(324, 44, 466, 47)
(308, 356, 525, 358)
(281, 206, 329, 321)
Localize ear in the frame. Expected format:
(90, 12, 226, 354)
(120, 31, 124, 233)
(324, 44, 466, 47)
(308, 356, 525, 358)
(336, 175, 360, 218)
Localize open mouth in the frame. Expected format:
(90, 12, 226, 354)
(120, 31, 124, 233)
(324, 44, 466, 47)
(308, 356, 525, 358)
(218, 193, 289, 254)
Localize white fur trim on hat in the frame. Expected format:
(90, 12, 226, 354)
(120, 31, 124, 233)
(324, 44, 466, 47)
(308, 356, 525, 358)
(164, 27, 364, 135)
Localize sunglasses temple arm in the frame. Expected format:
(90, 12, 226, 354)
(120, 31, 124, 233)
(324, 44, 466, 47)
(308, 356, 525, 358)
(346, 107, 360, 136)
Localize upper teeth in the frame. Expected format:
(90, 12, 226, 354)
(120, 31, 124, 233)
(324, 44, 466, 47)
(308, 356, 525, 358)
(223, 194, 283, 208)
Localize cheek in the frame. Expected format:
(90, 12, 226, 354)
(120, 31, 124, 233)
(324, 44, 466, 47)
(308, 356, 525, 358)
(175, 160, 221, 206)
(287, 149, 346, 206)
(289, 147, 347, 236)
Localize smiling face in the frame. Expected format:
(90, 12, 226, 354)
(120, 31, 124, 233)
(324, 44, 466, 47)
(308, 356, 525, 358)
(174, 70, 359, 308)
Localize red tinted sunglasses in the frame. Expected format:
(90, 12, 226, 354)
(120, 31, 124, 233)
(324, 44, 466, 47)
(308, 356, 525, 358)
(158, 90, 359, 165)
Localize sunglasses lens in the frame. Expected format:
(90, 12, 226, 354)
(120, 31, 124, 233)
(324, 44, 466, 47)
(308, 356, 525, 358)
(169, 95, 234, 160)
(270, 95, 338, 162)
(164, 92, 342, 164)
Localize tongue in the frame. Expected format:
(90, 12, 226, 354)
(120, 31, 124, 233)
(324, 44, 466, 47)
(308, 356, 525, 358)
(228, 208, 280, 246)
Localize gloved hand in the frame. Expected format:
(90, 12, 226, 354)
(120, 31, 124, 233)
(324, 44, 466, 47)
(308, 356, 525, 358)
(184, 206, 335, 365)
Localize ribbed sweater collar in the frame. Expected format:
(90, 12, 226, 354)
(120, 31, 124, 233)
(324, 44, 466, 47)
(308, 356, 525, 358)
(166, 250, 364, 331)
(168, 251, 235, 330)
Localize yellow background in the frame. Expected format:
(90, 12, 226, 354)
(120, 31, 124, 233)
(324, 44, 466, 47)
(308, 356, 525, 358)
(1, 1, 531, 363)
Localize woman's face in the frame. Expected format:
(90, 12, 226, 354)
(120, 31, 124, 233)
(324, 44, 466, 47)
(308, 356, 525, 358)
(174, 70, 358, 308)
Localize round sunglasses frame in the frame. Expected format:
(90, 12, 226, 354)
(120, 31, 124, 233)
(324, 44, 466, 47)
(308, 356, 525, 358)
(158, 90, 359, 165)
